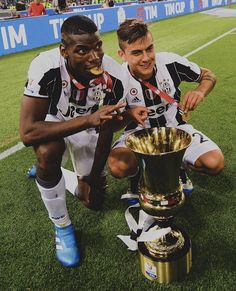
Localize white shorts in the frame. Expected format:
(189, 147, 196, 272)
(46, 114, 98, 176)
(113, 124, 220, 167)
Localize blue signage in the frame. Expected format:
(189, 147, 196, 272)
(0, 0, 234, 56)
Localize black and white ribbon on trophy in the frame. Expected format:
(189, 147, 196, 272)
(118, 198, 171, 251)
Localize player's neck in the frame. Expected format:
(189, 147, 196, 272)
(66, 63, 90, 85)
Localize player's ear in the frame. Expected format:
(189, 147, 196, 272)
(60, 43, 68, 59)
(118, 49, 126, 62)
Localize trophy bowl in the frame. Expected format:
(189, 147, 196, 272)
(125, 127, 193, 283)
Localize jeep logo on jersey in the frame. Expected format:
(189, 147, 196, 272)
(130, 88, 138, 95)
(148, 104, 169, 118)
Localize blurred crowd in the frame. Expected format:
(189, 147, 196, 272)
(0, 0, 116, 11)
(0, 0, 167, 12)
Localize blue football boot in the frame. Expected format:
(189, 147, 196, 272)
(27, 164, 36, 178)
(55, 224, 80, 267)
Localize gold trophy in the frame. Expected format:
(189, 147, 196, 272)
(125, 127, 192, 283)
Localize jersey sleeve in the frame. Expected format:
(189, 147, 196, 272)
(158, 52, 201, 82)
(102, 55, 128, 106)
(24, 54, 51, 98)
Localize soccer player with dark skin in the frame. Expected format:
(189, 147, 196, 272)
(20, 15, 148, 267)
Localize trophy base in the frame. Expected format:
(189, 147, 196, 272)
(138, 226, 192, 283)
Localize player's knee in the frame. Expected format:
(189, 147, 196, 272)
(207, 155, 224, 175)
(107, 156, 134, 179)
(107, 157, 125, 178)
(35, 140, 65, 167)
(198, 151, 225, 176)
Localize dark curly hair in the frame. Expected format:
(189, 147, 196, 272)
(61, 15, 98, 46)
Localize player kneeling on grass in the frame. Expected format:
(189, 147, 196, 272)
(107, 19, 225, 201)
(20, 15, 148, 268)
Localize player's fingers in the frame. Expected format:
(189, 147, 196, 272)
(187, 95, 198, 111)
(183, 93, 198, 112)
(102, 103, 126, 115)
(100, 115, 113, 120)
(182, 93, 191, 112)
(141, 110, 149, 119)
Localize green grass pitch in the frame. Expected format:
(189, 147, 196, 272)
(0, 6, 236, 290)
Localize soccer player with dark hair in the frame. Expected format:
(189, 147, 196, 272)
(108, 19, 224, 198)
(20, 15, 147, 267)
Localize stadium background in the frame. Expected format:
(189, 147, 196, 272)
(0, 1, 235, 290)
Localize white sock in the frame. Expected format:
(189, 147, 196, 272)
(36, 175, 71, 228)
(61, 167, 78, 196)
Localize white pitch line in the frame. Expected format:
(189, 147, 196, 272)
(0, 142, 25, 161)
(184, 27, 236, 58)
(0, 27, 235, 161)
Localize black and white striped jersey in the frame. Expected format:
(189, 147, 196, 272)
(123, 52, 201, 132)
(24, 48, 126, 120)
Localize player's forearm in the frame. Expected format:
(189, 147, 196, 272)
(196, 68, 216, 97)
(89, 125, 114, 180)
(20, 117, 90, 147)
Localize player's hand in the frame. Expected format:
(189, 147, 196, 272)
(77, 176, 104, 210)
(181, 90, 204, 113)
(87, 102, 126, 127)
(127, 106, 150, 127)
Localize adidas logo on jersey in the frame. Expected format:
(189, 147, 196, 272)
(131, 96, 141, 103)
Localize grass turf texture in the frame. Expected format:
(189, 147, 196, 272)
(0, 7, 236, 290)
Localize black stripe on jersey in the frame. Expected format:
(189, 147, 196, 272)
(38, 68, 62, 115)
(176, 110, 186, 126)
(166, 62, 199, 89)
(173, 91, 181, 102)
(174, 62, 200, 82)
(142, 73, 162, 107)
(150, 114, 167, 128)
(91, 104, 99, 113)
(103, 76, 124, 105)
(166, 63, 181, 89)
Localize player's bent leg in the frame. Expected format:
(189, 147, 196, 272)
(108, 147, 138, 178)
(108, 147, 140, 204)
(189, 149, 225, 176)
(34, 140, 80, 267)
(34, 140, 66, 181)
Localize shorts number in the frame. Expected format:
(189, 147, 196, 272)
(192, 132, 208, 143)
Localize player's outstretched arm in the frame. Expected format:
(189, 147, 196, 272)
(20, 96, 126, 146)
(181, 68, 216, 113)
